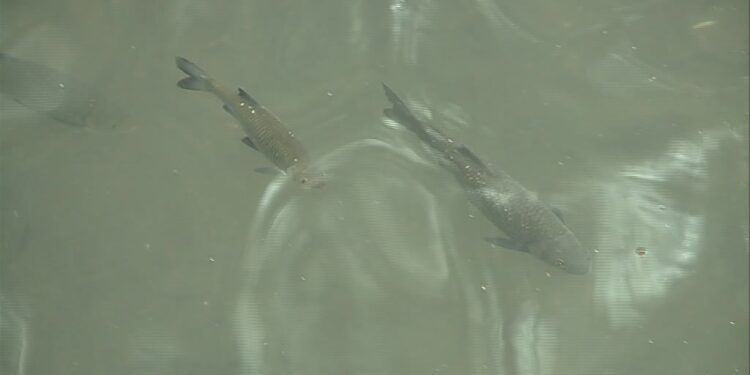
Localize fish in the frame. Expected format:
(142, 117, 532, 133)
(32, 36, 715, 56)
(0, 52, 127, 128)
(381, 83, 591, 274)
(175, 56, 324, 188)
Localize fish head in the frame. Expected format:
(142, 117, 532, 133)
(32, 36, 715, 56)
(526, 231, 591, 275)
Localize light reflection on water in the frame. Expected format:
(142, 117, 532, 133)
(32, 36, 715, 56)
(591, 129, 733, 327)
(237, 138, 464, 372)
(234, 127, 743, 373)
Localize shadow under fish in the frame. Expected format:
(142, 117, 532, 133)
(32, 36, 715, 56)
(0, 52, 127, 128)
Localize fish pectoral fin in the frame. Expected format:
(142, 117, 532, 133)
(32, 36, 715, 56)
(241, 136, 258, 151)
(237, 88, 258, 106)
(254, 166, 279, 175)
(485, 237, 528, 252)
(223, 104, 234, 115)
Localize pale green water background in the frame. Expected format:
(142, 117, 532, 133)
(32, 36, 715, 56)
(1, 1, 747, 374)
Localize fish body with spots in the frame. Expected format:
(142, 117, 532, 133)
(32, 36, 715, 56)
(175, 57, 324, 188)
(382, 84, 591, 274)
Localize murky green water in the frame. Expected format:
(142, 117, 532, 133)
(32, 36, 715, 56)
(1, 1, 747, 374)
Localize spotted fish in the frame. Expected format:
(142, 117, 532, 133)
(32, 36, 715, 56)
(175, 56, 324, 188)
(382, 83, 590, 274)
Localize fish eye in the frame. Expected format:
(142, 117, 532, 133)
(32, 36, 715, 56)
(553, 258, 566, 268)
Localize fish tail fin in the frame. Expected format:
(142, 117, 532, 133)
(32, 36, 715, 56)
(175, 56, 212, 91)
(382, 83, 413, 120)
(381, 83, 425, 133)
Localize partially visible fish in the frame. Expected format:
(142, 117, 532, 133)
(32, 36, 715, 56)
(382, 84, 591, 274)
(0, 52, 126, 128)
(175, 56, 324, 188)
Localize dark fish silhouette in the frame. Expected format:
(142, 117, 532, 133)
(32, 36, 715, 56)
(175, 56, 324, 188)
(0, 52, 126, 128)
(382, 84, 591, 274)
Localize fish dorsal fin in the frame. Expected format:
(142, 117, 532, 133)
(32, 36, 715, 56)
(237, 88, 258, 106)
(457, 145, 490, 171)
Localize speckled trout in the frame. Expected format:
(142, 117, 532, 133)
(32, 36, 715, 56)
(382, 84, 590, 274)
(175, 57, 324, 188)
